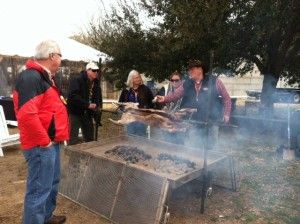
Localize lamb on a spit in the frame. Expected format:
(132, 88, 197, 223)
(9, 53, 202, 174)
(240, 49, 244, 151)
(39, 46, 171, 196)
(109, 105, 195, 132)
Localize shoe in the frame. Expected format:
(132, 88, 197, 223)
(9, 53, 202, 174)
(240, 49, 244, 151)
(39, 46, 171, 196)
(45, 215, 66, 224)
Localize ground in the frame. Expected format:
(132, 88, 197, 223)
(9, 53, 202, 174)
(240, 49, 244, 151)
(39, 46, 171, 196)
(1, 112, 300, 224)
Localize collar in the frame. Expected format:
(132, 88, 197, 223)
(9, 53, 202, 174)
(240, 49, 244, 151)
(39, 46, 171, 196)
(25, 59, 54, 85)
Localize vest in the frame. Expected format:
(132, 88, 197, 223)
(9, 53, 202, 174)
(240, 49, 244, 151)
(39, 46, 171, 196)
(180, 75, 223, 122)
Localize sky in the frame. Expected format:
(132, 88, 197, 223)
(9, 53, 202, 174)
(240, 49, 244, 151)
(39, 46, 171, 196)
(0, 0, 152, 59)
(0, 0, 113, 39)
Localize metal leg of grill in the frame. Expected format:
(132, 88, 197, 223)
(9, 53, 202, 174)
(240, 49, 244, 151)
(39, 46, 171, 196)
(229, 156, 238, 192)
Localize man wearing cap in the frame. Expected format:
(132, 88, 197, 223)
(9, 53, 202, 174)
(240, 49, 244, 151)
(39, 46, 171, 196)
(67, 61, 102, 145)
(13, 40, 68, 224)
(157, 59, 231, 149)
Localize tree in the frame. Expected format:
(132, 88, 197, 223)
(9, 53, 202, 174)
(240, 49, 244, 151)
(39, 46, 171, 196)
(224, 0, 300, 113)
(87, 2, 158, 88)
(86, 0, 299, 112)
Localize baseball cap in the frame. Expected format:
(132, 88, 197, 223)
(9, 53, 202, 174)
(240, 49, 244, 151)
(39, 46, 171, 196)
(86, 62, 99, 70)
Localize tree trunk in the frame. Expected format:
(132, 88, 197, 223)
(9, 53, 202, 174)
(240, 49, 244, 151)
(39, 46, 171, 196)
(260, 73, 279, 118)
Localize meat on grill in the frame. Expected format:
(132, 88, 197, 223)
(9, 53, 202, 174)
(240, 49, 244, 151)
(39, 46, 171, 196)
(109, 108, 192, 132)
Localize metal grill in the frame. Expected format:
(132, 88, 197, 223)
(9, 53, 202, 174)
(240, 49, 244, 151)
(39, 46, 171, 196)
(111, 167, 168, 224)
(77, 157, 123, 218)
(60, 135, 232, 223)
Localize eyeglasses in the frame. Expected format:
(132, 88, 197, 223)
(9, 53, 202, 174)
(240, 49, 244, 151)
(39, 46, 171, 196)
(91, 69, 99, 73)
(170, 79, 180, 82)
(51, 53, 62, 57)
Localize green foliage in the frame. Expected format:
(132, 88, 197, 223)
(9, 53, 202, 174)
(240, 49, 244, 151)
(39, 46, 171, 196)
(85, 0, 299, 89)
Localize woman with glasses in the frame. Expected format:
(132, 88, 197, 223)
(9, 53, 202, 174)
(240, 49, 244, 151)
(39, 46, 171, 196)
(153, 71, 185, 144)
(156, 71, 184, 112)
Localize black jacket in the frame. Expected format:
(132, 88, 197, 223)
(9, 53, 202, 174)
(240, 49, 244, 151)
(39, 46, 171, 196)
(67, 71, 102, 115)
(119, 84, 154, 108)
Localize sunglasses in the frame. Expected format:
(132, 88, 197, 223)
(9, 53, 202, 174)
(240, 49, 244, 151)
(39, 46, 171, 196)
(91, 69, 99, 72)
(170, 79, 180, 82)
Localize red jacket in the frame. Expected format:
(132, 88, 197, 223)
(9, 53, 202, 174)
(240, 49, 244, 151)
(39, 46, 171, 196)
(13, 60, 69, 150)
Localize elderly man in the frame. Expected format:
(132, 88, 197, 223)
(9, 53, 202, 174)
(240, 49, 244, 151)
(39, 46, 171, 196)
(67, 61, 102, 145)
(13, 40, 69, 224)
(157, 59, 231, 149)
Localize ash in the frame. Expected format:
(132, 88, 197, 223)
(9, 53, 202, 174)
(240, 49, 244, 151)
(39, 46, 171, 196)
(143, 153, 196, 176)
(105, 145, 197, 176)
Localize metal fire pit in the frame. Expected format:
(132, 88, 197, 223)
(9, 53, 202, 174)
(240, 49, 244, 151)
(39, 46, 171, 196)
(60, 135, 232, 224)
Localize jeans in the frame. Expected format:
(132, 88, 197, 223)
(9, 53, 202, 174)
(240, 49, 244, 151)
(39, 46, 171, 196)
(22, 143, 61, 224)
(126, 122, 147, 137)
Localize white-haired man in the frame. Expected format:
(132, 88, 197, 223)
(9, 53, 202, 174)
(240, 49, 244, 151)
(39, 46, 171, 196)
(13, 40, 69, 224)
(67, 61, 102, 145)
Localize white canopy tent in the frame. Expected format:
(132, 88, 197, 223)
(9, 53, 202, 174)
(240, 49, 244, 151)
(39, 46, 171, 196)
(0, 34, 107, 62)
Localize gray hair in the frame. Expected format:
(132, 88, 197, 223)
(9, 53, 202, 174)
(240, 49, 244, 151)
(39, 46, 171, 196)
(126, 70, 143, 88)
(34, 40, 61, 60)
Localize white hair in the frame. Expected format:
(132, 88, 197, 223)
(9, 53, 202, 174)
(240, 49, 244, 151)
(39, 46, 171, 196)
(126, 70, 143, 88)
(34, 40, 61, 60)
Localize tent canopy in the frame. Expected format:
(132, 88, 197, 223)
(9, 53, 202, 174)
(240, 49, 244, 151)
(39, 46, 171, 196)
(0, 34, 107, 62)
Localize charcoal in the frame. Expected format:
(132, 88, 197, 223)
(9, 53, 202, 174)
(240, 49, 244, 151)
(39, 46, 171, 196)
(105, 145, 197, 176)
(105, 145, 152, 163)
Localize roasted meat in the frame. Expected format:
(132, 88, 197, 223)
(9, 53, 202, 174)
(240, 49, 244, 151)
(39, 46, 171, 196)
(109, 107, 193, 132)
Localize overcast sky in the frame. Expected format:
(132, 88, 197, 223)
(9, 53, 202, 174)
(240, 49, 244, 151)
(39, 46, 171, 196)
(0, 0, 114, 39)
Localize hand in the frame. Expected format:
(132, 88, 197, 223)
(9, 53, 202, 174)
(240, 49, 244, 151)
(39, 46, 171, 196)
(223, 115, 230, 123)
(41, 141, 52, 148)
(88, 103, 97, 110)
(156, 95, 165, 103)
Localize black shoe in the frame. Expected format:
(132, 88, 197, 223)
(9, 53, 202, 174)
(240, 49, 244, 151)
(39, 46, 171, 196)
(45, 215, 66, 224)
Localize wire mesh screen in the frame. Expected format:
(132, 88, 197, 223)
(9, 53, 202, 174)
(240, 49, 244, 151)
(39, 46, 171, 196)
(77, 157, 123, 218)
(111, 166, 168, 224)
(209, 156, 240, 191)
(60, 147, 169, 224)
(60, 149, 90, 200)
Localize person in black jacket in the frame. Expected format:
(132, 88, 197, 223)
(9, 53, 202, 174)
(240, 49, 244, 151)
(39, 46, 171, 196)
(67, 62, 102, 145)
(119, 70, 154, 136)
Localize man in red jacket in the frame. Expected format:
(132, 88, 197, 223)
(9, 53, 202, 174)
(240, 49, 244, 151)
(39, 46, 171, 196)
(13, 40, 69, 224)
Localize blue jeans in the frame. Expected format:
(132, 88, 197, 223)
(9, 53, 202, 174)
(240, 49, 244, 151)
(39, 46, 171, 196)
(22, 143, 61, 224)
(126, 122, 147, 137)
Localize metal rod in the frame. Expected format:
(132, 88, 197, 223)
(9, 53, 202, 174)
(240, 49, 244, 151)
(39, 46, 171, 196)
(229, 157, 237, 192)
(155, 180, 170, 224)
(110, 163, 127, 218)
(186, 119, 238, 128)
(200, 50, 215, 214)
(76, 156, 91, 201)
(287, 103, 291, 149)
